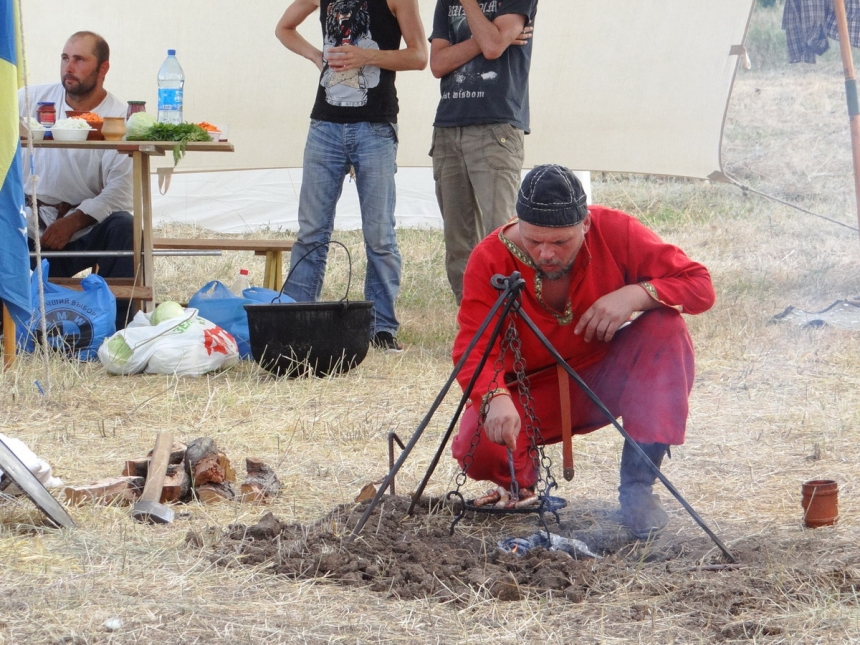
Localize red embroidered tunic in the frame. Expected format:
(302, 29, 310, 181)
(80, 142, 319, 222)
(453, 207, 715, 410)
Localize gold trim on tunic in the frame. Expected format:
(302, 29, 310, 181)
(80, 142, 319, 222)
(638, 281, 684, 312)
(498, 225, 574, 326)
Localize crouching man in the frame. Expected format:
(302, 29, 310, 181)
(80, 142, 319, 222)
(450, 164, 715, 539)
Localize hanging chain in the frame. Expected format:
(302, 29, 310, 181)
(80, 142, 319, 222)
(455, 311, 557, 499)
(507, 311, 557, 498)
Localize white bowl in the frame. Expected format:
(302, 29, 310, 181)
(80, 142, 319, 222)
(207, 131, 220, 142)
(51, 127, 92, 142)
(26, 128, 46, 141)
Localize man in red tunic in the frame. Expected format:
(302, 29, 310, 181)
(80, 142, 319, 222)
(451, 164, 715, 539)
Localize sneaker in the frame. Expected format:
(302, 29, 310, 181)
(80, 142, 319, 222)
(371, 331, 404, 354)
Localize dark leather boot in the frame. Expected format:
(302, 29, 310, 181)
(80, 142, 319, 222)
(618, 440, 670, 539)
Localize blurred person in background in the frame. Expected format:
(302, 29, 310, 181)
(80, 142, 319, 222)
(276, 0, 427, 353)
(19, 31, 135, 330)
(429, 0, 538, 303)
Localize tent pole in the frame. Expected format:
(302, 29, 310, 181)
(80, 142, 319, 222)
(833, 0, 860, 240)
(2, 304, 15, 369)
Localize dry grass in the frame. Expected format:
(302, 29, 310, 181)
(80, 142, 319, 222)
(4, 12, 860, 645)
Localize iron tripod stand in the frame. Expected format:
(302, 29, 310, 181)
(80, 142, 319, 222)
(348, 272, 736, 564)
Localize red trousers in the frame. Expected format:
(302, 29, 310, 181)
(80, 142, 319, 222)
(451, 308, 695, 488)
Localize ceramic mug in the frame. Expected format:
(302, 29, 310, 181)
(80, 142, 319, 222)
(101, 117, 126, 141)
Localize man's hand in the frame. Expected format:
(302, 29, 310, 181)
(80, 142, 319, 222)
(326, 44, 373, 72)
(40, 210, 94, 250)
(574, 284, 659, 342)
(513, 25, 534, 46)
(483, 394, 520, 450)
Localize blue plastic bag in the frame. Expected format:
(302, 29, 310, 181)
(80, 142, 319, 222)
(244, 286, 292, 303)
(189, 282, 294, 359)
(17, 260, 117, 361)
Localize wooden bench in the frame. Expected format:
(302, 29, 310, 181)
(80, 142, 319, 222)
(48, 278, 153, 301)
(152, 238, 295, 291)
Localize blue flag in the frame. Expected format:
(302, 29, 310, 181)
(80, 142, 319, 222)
(0, 0, 30, 326)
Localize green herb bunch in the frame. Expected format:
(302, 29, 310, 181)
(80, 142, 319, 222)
(127, 122, 212, 165)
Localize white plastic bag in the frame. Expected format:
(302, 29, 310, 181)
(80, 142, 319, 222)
(98, 307, 239, 376)
(0, 433, 64, 492)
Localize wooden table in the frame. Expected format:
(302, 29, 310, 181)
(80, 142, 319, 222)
(29, 139, 234, 310)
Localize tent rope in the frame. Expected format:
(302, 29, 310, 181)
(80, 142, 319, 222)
(723, 172, 859, 233)
(15, 0, 52, 395)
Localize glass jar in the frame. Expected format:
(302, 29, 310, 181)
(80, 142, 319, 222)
(126, 100, 146, 120)
(36, 102, 56, 127)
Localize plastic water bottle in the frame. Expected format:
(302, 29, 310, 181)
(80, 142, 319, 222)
(230, 269, 251, 297)
(157, 49, 184, 124)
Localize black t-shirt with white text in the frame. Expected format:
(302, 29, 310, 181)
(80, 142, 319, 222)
(431, 0, 538, 132)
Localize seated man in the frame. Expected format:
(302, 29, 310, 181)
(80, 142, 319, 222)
(451, 164, 716, 539)
(19, 31, 134, 330)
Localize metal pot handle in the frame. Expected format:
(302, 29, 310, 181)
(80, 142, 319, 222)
(274, 240, 353, 304)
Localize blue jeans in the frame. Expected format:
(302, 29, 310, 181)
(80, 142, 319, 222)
(283, 119, 401, 336)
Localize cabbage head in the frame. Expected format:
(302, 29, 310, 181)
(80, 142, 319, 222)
(151, 300, 185, 326)
(104, 335, 133, 365)
(126, 112, 158, 139)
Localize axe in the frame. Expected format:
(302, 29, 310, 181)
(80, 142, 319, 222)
(131, 431, 175, 524)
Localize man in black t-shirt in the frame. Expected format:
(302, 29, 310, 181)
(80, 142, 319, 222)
(276, 0, 427, 353)
(430, 0, 538, 303)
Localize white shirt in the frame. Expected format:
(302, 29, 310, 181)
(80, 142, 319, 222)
(19, 83, 133, 241)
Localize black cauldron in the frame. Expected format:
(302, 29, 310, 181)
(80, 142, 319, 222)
(244, 300, 373, 378)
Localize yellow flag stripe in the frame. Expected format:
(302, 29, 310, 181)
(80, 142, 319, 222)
(0, 58, 18, 187)
(13, 0, 22, 88)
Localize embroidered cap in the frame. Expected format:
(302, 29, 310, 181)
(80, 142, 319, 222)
(516, 164, 588, 228)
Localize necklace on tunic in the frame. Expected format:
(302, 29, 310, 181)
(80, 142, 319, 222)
(498, 228, 574, 326)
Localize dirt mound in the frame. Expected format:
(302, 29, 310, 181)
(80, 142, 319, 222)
(191, 495, 720, 602)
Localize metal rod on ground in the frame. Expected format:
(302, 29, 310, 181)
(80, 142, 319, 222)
(406, 274, 527, 517)
(387, 432, 405, 495)
(347, 274, 525, 542)
(832, 0, 860, 241)
(30, 250, 222, 257)
(513, 302, 736, 563)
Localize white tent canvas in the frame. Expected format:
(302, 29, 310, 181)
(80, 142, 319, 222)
(19, 0, 754, 231)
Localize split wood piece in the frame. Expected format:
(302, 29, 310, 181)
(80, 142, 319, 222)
(122, 458, 149, 478)
(240, 457, 281, 502)
(196, 481, 236, 504)
(185, 437, 235, 487)
(148, 441, 187, 465)
(64, 476, 145, 506)
(160, 463, 191, 503)
(124, 442, 186, 477)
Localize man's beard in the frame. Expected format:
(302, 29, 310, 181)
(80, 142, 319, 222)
(62, 71, 98, 98)
(536, 262, 573, 281)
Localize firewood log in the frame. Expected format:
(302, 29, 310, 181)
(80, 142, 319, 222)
(185, 437, 234, 487)
(124, 442, 186, 478)
(161, 463, 191, 503)
(64, 476, 144, 506)
(196, 481, 236, 504)
(147, 441, 187, 465)
(240, 457, 281, 502)
(122, 458, 149, 478)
